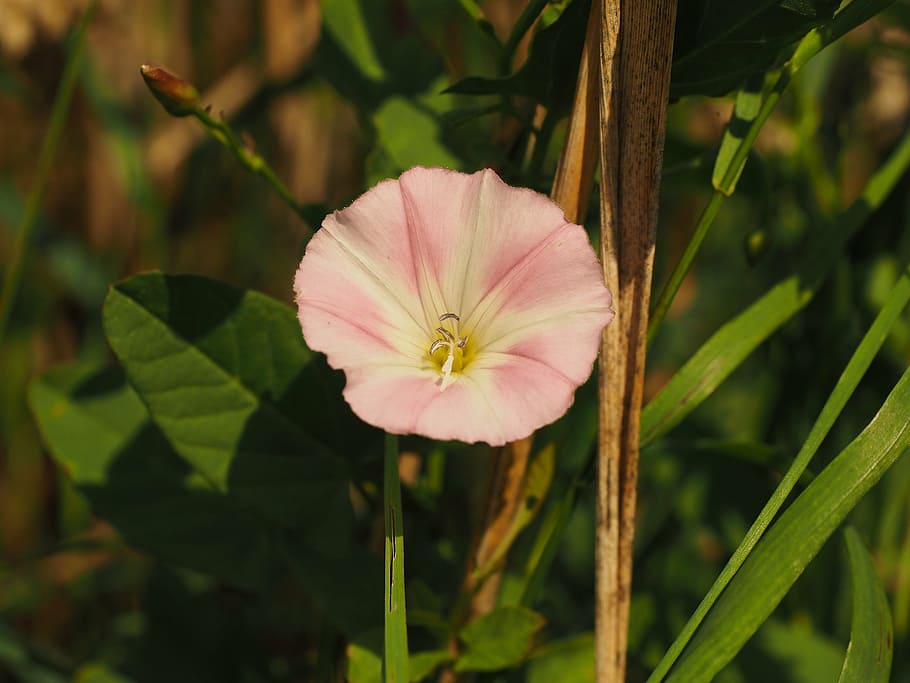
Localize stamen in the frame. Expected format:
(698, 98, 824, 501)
(429, 312, 468, 392)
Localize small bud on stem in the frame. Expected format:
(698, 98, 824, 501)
(140, 64, 200, 117)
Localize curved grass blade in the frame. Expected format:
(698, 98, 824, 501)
(838, 528, 893, 682)
(648, 260, 910, 682)
(641, 125, 910, 446)
(661, 366, 910, 682)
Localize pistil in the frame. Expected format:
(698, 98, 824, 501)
(429, 312, 469, 391)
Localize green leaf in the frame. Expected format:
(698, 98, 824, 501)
(663, 366, 910, 682)
(101, 273, 361, 532)
(671, 0, 838, 97)
(346, 631, 450, 683)
(672, 0, 895, 97)
(315, 0, 442, 111)
(372, 97, 461, 174)
(526, 633, 594, 683)
(408, 650, 452, 681)
(29, 364, 281, 590)
(711, 74, 766, 195)
(445, 0, 590, 112)
(838, 528, 893, 682)
(642, 124, 910, 446)
(30, 361, 382, 636)
(455, 606, 546, 672)
(321, 0, 386, 81)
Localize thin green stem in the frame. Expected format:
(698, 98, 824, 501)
(648, 260, 910, 682)
(648, 68, 792, 342)
(647, 191, 724, 343)
(192, 107, 322, 226)
(383, 433, 409, 683)
(500, 0, 550, 75)
(0, 0, 96, 343)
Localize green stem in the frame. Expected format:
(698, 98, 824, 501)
(383, 433, 409, 683)
(648, 260, 910, 682)
(647, 191, 724, 343)
(0, 0, 96, 343)
(192, 106, 323, 227)
(647, 67, 793, 342)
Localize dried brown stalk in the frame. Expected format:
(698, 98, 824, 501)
(596, 1, 677, 681)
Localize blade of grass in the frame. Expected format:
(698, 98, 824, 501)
(647, 258, 910, 682)
(838, 528, 893, 683)
(0, 0, 96, 343)
(663, 365, 910, 682)
(641, 123, 910, 446)
(383, 433, 408, 683)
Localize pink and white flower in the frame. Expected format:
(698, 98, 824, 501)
(294, 167, 613, 446)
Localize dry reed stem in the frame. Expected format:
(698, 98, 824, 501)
(596, 1, 677, 681)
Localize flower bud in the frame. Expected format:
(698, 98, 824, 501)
(140, 64, 200, 117)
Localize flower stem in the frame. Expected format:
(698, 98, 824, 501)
(192, 105, 323, 227)
(139, 63, 324, 228)
(0, 0, 96, 344)
(383, 433, 409, 683)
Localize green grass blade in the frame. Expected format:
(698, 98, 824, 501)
(641, 125, 910, 446)
(838, 528, 893, 682)
(647, 261, 910, 682)
(383, 433, 409, 682)
(661, 366, 910, 682)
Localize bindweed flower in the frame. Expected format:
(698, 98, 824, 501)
(294, 167, 614, 446)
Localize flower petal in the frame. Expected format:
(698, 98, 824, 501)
(341, 354, 576, 446)
(341, 364, 510, 445)
(294, 179, 431, 370)
(468, 220, 613, 386)
(398, 167, 569, 318)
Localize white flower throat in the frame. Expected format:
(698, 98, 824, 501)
(429, 312, 469, 392)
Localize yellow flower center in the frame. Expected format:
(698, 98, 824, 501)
(428, 312, 472, 391)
